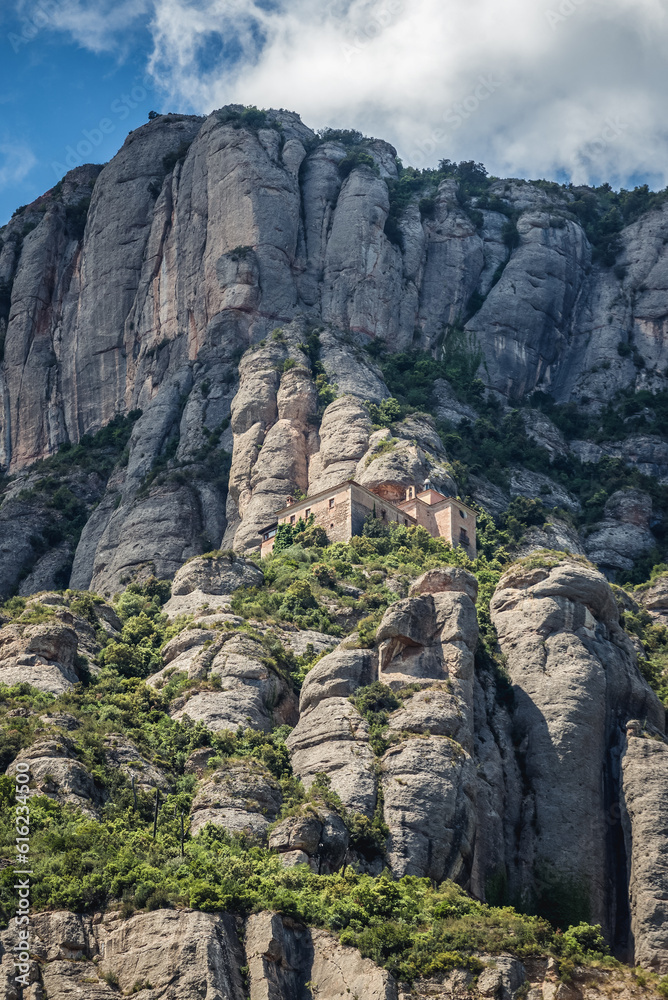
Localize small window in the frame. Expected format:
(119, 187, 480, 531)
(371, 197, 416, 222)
(381, 509, 386, 520)
(329, 497, 335, 509)
(290, 515, 296, 525)
(460, 510, 466, 519)
(404, 519, 408, 526)
(263, 533, 268, 541)
(305, 509, 311, 518)
(330, 522, 334, 529)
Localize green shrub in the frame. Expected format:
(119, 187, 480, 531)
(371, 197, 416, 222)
(561, 922, 607, 959)
(338, 149, 379, 180)
(352, 682, 400, 754)
(365, 398, 402, 429)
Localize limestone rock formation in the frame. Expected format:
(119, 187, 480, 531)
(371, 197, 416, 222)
(16, 908, 247, 999)
(171, 551, 263, 597)
(245, 912, 397, 1000)
(189, 759, 282, 837)
(286, 696, 377, 816)
(637, 571, 668, 625)
(584, 489, 657, 577)
(1, 106, 667, 586)
(268, 808, 349, 872)
(0, 621, 81, 694)
(102, 734, 169, 793)
(382, 735, 476, 883)
(169, 632, 297, 731)
(298, 647, 374, 714)
(490, 557, 665, 937)
(4, 905, 653, 1000)
(4, 102, 668, 988)
(7, 736, 102, 816)
(621, 726, 668, 973)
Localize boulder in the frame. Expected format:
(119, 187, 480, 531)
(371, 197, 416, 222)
(376, 591, 478, 695)
(171, 633, 297, 732)
(299, 647, 375, 714)
(7, 736, 102, 816)
(171, 552, 263, 597)
(190, 759, 282, 837)
(268, 808, 348, 872)
(286, 697, 377, 816)
(409, 566, 479, 602)
(0, 621, 82, 694)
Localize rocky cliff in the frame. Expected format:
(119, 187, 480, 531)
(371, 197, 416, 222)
(1, 107, 668, 594)
(1, 549, 667, 995)
(2, 105, 668, 996)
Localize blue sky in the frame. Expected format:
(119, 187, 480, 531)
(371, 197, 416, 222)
(0, 7, 159, 223)
(1, 0, 668, 226)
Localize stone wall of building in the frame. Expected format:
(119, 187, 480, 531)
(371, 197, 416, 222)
(350, 484, 411, 537)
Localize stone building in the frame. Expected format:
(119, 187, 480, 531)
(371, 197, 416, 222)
(260, 480, 477, 558)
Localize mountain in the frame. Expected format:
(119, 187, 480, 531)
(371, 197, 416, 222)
(0, 106, 667, 997)
(1, 106, 667, 594)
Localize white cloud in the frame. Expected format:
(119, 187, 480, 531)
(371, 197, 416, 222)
(0, 142, 37, 190)
(30, 0, 668, 187)
(14, 0, 151, 54)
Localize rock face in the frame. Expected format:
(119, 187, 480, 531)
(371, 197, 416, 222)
(245, 912, 397, 1000)
(280, 555, 667, 969)
(0, 621, 81, 694)
(376, 569, 479, 883)
(171, 552, 263, 597)
(5, 905, 654, 1000)
(490, 557, 664, 941)
(4, 103, 668, 986)
(298, 647, 375, 714)
(637, 571, 668, 625)
(168, 632, 298, 732)
(10, 908, 247, 999)
(286, 696, 377, 816)
(189, 759, 282, 837)
(0, 594, 112, 692)
(7, 736, 102, 816)
(268, 808, 349, 872)
(2, 106, 668, 586)
(585, 489, 657, 577)
(621, 727, 668, 973)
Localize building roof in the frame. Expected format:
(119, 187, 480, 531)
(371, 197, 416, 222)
(269, 480, 357, 521)
(398, 491, 478, 517)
